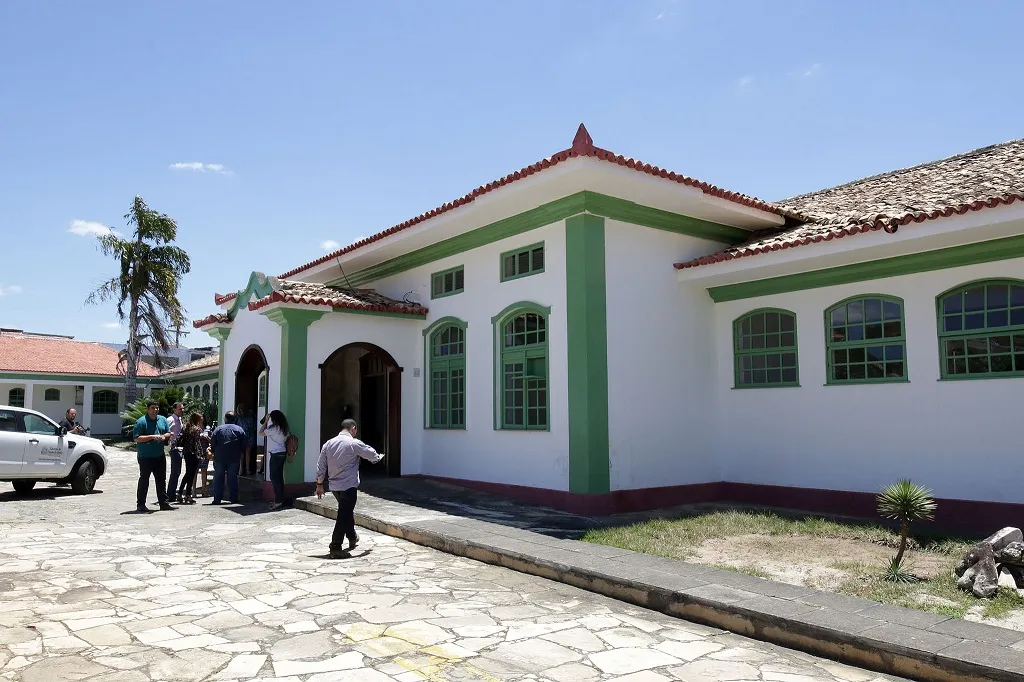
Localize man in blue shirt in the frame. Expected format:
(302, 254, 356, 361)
(210, 410, 249, 505)
(133, 401, 174, 513)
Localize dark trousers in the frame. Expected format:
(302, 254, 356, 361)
(166, 447, 183, 499)
(179, 452, 199, 498)
(213, 453, 240, 503)
(331, 488, 358, 551)
(269, 453, 287, 504)
(137, 456, 168, 507)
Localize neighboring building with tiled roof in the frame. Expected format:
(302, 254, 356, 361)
(0, 330, 160, 377)
(190, 125, 1024, 530)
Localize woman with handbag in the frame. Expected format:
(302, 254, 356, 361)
(260, 410, 291, 510)
(176, 412, 206, 505)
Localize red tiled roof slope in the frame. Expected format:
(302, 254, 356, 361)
(247, 281, 427, 316)
(159, 354, 220, 377)
(271, 124, 790, 281)
(0, 333, 160, 377)
(676, 139, 1024, 269)
(192, 313, 231, 329)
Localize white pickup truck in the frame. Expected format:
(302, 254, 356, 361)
(0, 404, 108, 495)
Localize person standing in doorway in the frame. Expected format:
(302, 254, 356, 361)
(210, 410, 249, 505)
(236, 403, 256, 476)
(133, 401, 175, 513)
(165, 402, 185, 502)
(315, 419, 383, 558)
(259, 410, 290, 510)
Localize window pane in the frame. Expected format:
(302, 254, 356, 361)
(884, 345, 904, 361)
(781, 368, 797, 383)
(945, 339, 965, 356)
(833, 349, 847, 364)
(966, 338, 987, 355)
(765, 333, 780, 348)
(944, 315, 962, 332)
(781, 332, 795, 347)
(850, 365, 866, 379)
(883, 321, 901, 338)
(766, 313, 780, 333)
(865, 323, 883, 339)
(885, 362, 904, 378)
(991, 355, 1013, 372)
(831, 326, 846, 342)
(751, 314, 765, 334)
(943, 294, 962, 314)
(965, 288, 984, 311)
(831, 308, 846, 326)
(965, 313, 985, 330)
(988, 284, 1009, 309)
(988, 310, 1009, 328)
(503, 255, 516, 278)
(883, 300, 901, 321)
(865, 299, 882, 322)
(1013, 285, 1024, 306)
(847, 325, 864, 341)
(780, 314, 795, 332)
(847, 301, 864, 323)
(1012, 308, 1024, 326)
(968, 355, 989, 373)
(849, 348, 865, 363)
(782, 352, 797, 368)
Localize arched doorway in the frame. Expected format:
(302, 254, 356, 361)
(235, 345, 268, 477)
(320, 343, 401, 477)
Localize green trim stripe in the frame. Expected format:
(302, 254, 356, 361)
(264, 307, 327, 482)
(0, 372, 165, 385)
(227, 272, 276, 319)
(708, 234, 1024, 302)
(565, 214, 610, 494)
(328, 192, 745, 288)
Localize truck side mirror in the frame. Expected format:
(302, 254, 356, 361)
(57, 426, 68, 437)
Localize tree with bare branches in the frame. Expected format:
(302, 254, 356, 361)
(87, 196, 191, 404)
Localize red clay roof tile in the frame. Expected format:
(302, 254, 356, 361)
(0, 333, 160, 377)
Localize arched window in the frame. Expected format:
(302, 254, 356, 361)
(493, 303, 550, 430)
(938, 280, 1024, 378)
(825, 295, 906, 383)
(7, 388, 25, 408)
(424, 319, 467, 429)
(202, 384, 211, 402)
(44, 388, 61, 401)
(93, 390, 119, 415)
(213, 382, 219, 408)
(733, 309, 799, 387)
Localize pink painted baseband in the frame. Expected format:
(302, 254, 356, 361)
(417, 475, 1022, 537)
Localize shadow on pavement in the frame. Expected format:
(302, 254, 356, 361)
(0, 488, 104, 502)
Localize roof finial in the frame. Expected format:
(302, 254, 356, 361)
(571, 123, 594, 154)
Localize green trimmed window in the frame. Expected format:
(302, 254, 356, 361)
(938, 280, 1024, 379)
(499, 310, 549, 429)
(733, 309, 799, 387)
(7, 388, 25, 408)
(44, 388, 60, 401)
(428, 325, 466, 428)
(501, 243, 544, 282)
(202, 384, 211, 402)
(93, 390, 119, 415)
(826, 296, 907, 383)
(431, 266, 464, 299)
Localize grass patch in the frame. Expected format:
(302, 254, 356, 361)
(582, 509, 1019, 622)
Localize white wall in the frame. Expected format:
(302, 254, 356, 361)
(304, 313, 421, 482)
(714, 257, 1024, 504)
(364, 220, 571, 491)
(220, 305, 282, 427)
(605, 221, 725, 490)
(0, 382, 127, 435)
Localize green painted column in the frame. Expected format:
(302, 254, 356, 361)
(565, 214, 610, 494)
(263, 308, 327, 482)
(206, 327, 232, 422)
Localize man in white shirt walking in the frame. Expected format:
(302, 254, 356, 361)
(315, 419, 383, 558)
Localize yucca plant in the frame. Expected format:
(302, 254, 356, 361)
(877, 479, 937, 580)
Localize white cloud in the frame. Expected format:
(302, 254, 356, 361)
(0, 284, 22, 296)
(802, 63, 822, 78)
(69, 219, 114, 237)
(101, 322, 121, 329)
(169, 162, 233, 175)
(321, 240, 341, 251)
(738, 75, 754, 88)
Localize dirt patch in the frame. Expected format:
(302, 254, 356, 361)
(691, 534, 948, 590)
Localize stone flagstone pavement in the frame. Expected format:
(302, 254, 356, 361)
(0, 444, 909, 682)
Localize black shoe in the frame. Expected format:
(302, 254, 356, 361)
(329, 548, 350, 559)
(210, 500, 223, 505)
(228, 500, 239, 505)
(159, 503, 176, 511)
(136, 505, 153, 514)
(348, 534, 359, 551)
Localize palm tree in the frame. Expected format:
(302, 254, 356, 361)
(877, 478, 937, 580)
(87, 196, 191, 404)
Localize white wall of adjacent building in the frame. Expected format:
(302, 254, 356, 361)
(714, 256, 1024, 504)
(604, 220, 726, 491)
(0, 380, 135, 435)
(365, 219, 571, 491)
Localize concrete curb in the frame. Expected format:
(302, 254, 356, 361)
(295, 495, 1024, 682)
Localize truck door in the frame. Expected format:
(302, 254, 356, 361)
(21, 412, 69, 478)
(0, 409, 25, 476)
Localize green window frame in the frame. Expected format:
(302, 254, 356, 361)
(825, 295, 907, 384)
(8, 388, 25, 408)
(937, 279, 1024, 379)
(431, 266, 465, 299)
(44, 388, 60, 401)
(93, 390, 119, 415)
(492, 302, 551, 430)
(500, 242, 545, 282)
(422, 317, 468, 429)
(733, 308, 799, 388)
(202, 384, 211, 402)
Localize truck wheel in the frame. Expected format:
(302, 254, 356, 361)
(71, 461, 96, 495)
(12, 480, 35, 495)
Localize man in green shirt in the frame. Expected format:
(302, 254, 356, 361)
(133, 401, 175, 513)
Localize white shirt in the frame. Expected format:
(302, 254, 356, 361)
(315, 431, 382, 491)
(264, 423, 288, 454)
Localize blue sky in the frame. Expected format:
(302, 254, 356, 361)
(1, 0, 1020, 347)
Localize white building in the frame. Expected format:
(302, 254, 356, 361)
(193, 126, 1024, 534)
(0, 330, 164, 434)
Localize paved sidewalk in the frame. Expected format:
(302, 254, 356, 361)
(297, 479, 1024, 682)
(1, 446, 908, 682)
